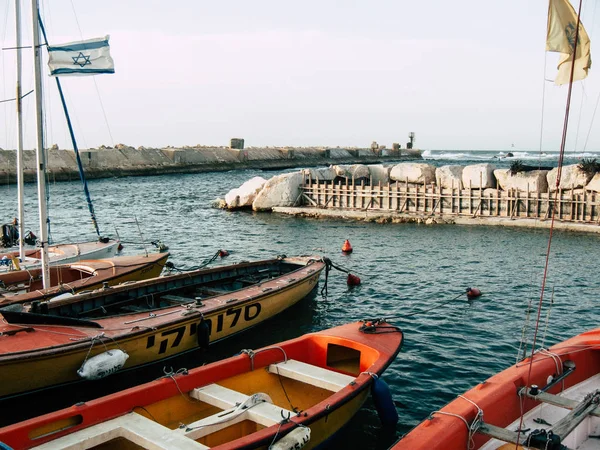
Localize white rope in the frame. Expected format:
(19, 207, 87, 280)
(430, 395, 484, 450)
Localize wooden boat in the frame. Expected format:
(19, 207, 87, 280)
(0, 320, 403, 450)
(394, 327, 600, 450)
(0, 251, 170, 305)
(0, 256, 325, 401)
(0, 239, 121, 273)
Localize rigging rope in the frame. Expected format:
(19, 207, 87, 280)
(517, 0, 585, 444)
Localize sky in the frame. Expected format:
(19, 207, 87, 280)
(0, 0, 599, 152)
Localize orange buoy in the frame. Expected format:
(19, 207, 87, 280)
(342, 239, 353, 253)
(347, 273, 361, 286)
(218, 249, 229, 257)
(466, 287, 481, 299)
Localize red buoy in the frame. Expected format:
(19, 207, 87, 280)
(347, 273, 361, 286)
(466, 287, 481, 299)
(218, 249, 229, 257)
(342, 239, 353, 253)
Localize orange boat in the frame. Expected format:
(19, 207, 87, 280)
(0, 251, 170, 304)
(394, 327, 600, 450)
(0, 256, 325, 403)
(0, 320, 403, 450)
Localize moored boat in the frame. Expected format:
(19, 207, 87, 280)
(393, 327, 600, 449)
(0, 320, 403, 450)
(0, 239, 121, 273)
(0, 256, 326, 402)
(0, 251, 170, 304)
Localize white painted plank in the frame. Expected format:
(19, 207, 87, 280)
(268, 359, 354, 392)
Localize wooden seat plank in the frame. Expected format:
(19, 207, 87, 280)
(190, 384, 292, 428)
(32, 412, 208, 450)
(268, 359, 354, 392)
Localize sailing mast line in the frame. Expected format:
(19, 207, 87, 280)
(30, 0, 50, 288)
(14, 0, 25, 260)
(516, 0, 585, 442)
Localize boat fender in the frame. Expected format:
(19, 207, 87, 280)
(218, 249, 229, 257)
(0, 442, 14, 450)
(341, 239, 353, 253)
(371, 375, 399, 427)
(466, 287, 481, 299)
(77, 349, 129, 380)
(197, 318, 210, 350)
(270, 426, 311, 450)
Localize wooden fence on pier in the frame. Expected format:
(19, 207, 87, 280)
(299, 176, 600, 224)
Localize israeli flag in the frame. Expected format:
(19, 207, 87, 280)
(47, 35, 115, 76)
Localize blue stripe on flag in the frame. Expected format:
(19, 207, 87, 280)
(50, 68, 115, 75)
(48, 39, 109, 52)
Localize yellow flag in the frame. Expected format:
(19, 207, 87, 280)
(546, 0, 591, 85)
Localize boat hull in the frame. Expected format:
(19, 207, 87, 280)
(0, 257, 324, 400)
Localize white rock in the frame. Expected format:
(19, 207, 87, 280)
(462, 164, 496, 188)
(225, 176, 267, 209)
(390, 163, 436, 184)
(547, 164, 592, 191)
(253, 172, 304, 211)
(368, 165, 391, 185)
(436, 165, 463, 189)
(494, 169, 549, 192)
(333, 164, 370, 180)
(586, 173, 600, 192)
(302, 167, 336, 181)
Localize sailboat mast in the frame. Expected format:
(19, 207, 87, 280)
(30, 0, 50, 289)
(15, 0, 25, 260)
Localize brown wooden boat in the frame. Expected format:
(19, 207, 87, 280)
(0, 252, 170, 304)
(0, 256, 326, 401)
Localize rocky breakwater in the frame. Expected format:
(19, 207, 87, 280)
(220, 162, 600, 231)
(0, 143, 422, 184)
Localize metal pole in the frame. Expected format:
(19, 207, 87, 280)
(30, 0, 50, 288)
(15, 0, 25, 259)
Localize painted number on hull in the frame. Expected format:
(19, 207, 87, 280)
(146, 302, 262, 354)
(206, 302, 262, 335)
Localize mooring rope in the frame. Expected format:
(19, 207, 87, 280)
(165, 250, 222, 272)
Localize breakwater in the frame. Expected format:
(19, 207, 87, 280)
(223, 162, 600, 232)
(0, 145, 422, 184)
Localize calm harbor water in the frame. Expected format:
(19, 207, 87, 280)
(1, 151, 599, 448)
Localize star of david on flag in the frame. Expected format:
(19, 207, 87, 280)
(47, 36, 114, 76)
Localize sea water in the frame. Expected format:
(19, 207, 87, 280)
(1, 150, 599, 448)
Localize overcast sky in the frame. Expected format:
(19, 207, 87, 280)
(0, 0, 599, 152)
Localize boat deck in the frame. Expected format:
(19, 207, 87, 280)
(481, 373, 600, 450)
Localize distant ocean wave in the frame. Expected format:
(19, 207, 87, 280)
(422, 149, 600, 163)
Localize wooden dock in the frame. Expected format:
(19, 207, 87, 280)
(295, 176, 600, 225)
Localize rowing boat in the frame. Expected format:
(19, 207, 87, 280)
(0, 256, 325, 403)
(0, 320, 403, 450)
(0, 251, 170, 304)
(394, 327, 600, 449)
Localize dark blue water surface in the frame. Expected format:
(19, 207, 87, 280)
(1, 157, 599, 448)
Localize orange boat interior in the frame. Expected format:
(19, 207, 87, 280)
(10, 332, 386, 450)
